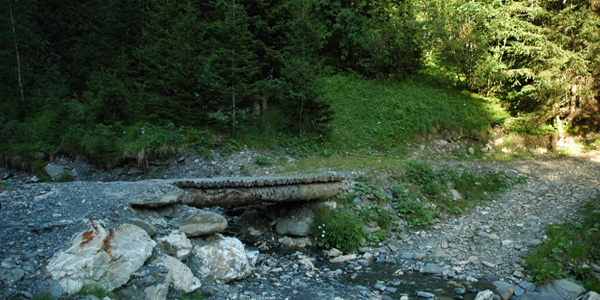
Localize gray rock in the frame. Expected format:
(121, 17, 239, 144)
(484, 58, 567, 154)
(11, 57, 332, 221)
(154, 254, 201, 293)
(36, 279, 65, 298)
(577, 292, 600, 300)
(157, 230, 192, 260)
(144, 282, 169, 300)
(518, 280, 536, 292)
(45, 163, 66, 180)
(276, 218, 311, 237)
(517, 292, 563, 300)
(190, 235, 252, 282)
(414, 252, 427, 260)
(179, 210, 227, 237)
(417, 291, 435, 298)
(539, 279, 586, 300)
(475, 290, 494, 300)
(0, 167, 11, 179)
(374, 282, 387, 291)
(46, 221, 156, 294)
(513, 286, 526, 297)
(493, 281, 515, 300)
(234, 209, 270, 236)
(421, 263, 444, 275)
(0, 267, 25, 283)
(131, 191, 183, 208)
(451, 189, 463, 200)
(129, 218, 157, 237)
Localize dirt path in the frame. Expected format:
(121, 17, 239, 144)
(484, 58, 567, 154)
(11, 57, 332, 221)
(390, 153, 600, 280)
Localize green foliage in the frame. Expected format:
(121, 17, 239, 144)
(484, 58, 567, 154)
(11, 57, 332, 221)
(402, 161, 515, 218)
(311, 205, 365, 253)
(322, 75, 508, 152)
(390, 186, 435, 229)
(31, 293, 58, 300)
(254, 155, 272, 166)
(358, 206, 395, 230)
(56, 171, 74, 183)
(525, 200, 600, 291)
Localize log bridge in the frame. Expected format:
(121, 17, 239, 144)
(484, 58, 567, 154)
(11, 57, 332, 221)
(172, 174, 348, 209)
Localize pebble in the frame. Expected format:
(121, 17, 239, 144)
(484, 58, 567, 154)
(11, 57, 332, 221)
(417, 291, 436, 298)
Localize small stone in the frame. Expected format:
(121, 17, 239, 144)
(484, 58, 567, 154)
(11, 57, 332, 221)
(326, 248, 344, 258)
(482, 261, 497, 268)
(475, 290, 494, 300)
(513, 270, 525, 278)
(330, 254, 358, 263)
(386, 287, 398, 293)
(493, 281, 515, 300)
(414, 252, 427, 260)
(518, 280, 536, 292)
(455, 287, 466, 295)
(374, 283, 387, 291)
(417, 291, 435, 298)
(390, 279, 402, 286)
(421, 263, 444, 275)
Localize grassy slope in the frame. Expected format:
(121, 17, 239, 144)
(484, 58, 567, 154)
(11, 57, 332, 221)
(321, 74, 508, 153)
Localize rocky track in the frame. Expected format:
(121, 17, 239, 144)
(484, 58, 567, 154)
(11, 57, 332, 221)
(0, 150, 599, 300)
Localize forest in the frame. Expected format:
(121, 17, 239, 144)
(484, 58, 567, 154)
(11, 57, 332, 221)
(1, 0, 599, 171)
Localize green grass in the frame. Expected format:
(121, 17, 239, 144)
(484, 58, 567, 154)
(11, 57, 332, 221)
(321, 74, 508, 152)
(525, 200, 600, 291)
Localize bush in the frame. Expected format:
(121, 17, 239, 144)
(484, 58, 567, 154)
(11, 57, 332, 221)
(81, 123, 124, 169)
(311, 205, 365, 253)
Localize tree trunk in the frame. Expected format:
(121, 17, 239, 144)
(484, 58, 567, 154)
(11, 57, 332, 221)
(7, 0, 25, 103)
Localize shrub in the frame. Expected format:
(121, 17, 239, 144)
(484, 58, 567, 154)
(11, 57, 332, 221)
(311, 205, 365, 253)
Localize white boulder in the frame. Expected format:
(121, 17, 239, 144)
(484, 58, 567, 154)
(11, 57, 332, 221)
(46, 221, 155, 294)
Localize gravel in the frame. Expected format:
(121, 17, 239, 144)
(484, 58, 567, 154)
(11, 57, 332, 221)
(0, 147, 599, 300)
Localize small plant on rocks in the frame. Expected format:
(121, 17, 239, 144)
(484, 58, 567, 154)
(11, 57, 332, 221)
(311, 204, 365, 253)
(525, 200, 600, 291)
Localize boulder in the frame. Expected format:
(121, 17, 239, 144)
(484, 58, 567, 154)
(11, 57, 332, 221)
(190, 235, 252, 282)
(44, 163, 66, 180)
(157, 231, 192, 261)
(179, 211, 227, 237)
(46, 221, 155, 294)
(154, 255, 201, 293)
(539, 279, 586, 300)
(493, 281, 515, 300)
